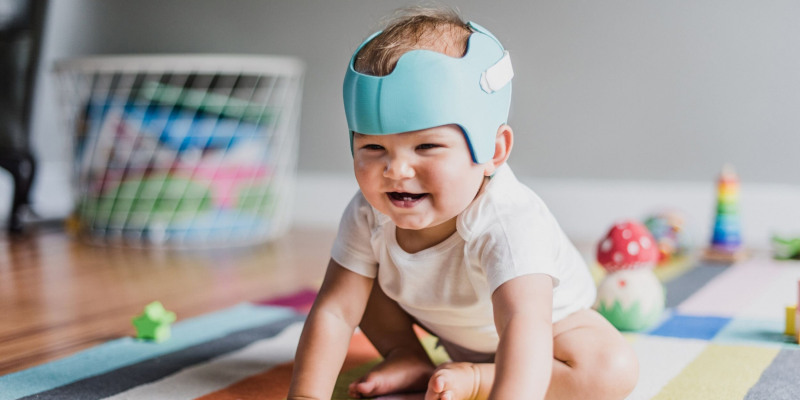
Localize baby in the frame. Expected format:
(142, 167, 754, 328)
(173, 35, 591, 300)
(288, 7, 638, 400)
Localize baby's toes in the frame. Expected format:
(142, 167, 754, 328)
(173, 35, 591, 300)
(350, 377, 380, 398)
(425, 370, 450, 399)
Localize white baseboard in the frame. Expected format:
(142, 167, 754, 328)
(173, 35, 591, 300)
(3, 161, 798, 249)
(292, 172, 800, 250)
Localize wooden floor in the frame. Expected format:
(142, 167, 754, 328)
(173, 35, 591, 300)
(0, 224, 335, 376)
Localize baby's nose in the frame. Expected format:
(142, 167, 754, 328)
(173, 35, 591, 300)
(384, 156, 415, 179)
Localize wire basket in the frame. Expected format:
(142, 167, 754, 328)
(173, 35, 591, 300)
(54, 55, 304, 247)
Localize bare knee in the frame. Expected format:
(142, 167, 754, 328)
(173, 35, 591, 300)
(552, 310, 639, 400)
(587, 341, 639, 399)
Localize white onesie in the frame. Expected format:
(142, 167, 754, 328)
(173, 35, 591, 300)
(331, 164, 596, 354)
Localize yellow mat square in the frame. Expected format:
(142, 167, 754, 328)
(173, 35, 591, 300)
(651, 344, 779, 400)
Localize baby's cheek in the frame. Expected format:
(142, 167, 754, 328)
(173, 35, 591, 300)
(353, 159, 370, 176)
(353, 162, 376, 187)
(439, 177, 481, 211)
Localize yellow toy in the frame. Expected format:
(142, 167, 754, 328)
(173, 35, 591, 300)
(786, 305, 797, 336)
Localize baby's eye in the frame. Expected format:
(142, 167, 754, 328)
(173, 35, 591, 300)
(416, 143, 441, 150)
(362, 144, 385, 151)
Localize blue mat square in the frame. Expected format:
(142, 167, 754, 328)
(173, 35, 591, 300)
(648, 314, 732, 340)
(714, 317, 799, 348)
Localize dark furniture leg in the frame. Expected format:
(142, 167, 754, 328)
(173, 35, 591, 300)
(0, 0, 47, 233)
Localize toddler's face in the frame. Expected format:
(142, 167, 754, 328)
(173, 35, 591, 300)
(352, 125, 492, 233)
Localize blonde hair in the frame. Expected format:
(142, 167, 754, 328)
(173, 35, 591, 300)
(353, 6, 472, 76)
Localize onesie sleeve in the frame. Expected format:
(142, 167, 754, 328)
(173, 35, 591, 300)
(473, 202, 562, 295)
(330, 191, 379, 278)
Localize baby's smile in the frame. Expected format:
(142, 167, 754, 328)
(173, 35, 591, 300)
(387, 192, 429, 208)
(352, 125, 491, 231)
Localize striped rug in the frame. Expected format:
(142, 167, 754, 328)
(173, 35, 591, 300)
(2, 257, 799, 400)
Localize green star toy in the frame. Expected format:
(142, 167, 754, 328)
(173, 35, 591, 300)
(132, 301, 177, 342)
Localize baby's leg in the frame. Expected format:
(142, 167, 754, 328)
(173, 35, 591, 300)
(349, 283, 436, 398)
(425, 309, 637, 400)
(547, 308, 638, 399)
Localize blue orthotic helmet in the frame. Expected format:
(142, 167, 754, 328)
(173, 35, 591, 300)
(343, 21, 513, 164)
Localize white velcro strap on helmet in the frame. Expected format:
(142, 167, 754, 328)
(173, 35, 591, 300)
(480, 51, 513, 93)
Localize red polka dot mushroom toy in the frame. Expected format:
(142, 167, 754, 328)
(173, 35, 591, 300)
(594, 220, 665, 331)
(597, 220, 660, 273)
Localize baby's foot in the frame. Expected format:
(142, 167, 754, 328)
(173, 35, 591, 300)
(348, 350, 435, 398)
(425, 362, 483, 400)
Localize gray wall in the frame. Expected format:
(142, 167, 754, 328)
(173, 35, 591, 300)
(33, 0, 800, 185)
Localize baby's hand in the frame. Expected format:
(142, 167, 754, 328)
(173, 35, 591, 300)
(425, 362, 484, 400)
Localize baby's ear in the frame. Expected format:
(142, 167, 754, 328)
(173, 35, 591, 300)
(484, 124, 513, 176)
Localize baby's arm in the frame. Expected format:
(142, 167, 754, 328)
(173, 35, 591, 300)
(490, 273, 554, 400)
(288, 258, 373, 399)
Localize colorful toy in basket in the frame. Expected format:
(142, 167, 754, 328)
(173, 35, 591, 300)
(79, 174, 213, 236)
(643, 210, 689, 264)
(122, 105, 267, 152)
(58, 55, 303, 247)
(704, 164, 748, 262)
(176, 140, 272, 208)
(595, 220, 665, 331)
(76, 91, 281, 244)
(84, 80, 278, 154)
(138, 81, 276, 125)
(105, 113, 274, 210)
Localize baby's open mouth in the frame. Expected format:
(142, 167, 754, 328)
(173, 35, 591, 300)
(387, 192, 428, 202)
